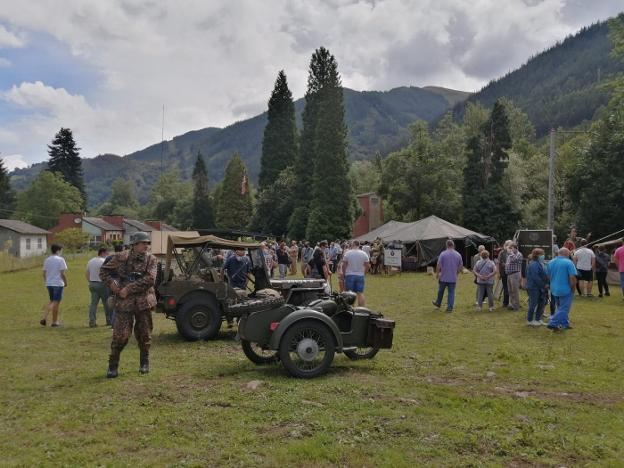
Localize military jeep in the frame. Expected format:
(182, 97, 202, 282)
(155, 235, 327, 341)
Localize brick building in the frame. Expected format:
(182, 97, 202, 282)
(352, 193, 384, 238)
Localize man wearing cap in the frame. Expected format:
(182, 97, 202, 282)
(100, 232, 157, 378)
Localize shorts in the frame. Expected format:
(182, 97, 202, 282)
(47, 286, 64, 302)
(345, 275, 365, 293)
(578, 269, 593, 281)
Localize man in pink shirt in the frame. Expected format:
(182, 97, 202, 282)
(613, 241, 624, 297)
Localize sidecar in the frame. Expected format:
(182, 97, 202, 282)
(235, 292, 395, 378)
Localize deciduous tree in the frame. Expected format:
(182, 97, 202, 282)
(16, 171, 83, 229)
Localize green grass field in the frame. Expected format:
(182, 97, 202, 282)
(2, 255, 623, 467)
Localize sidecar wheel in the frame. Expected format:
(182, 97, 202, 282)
(279, 320, 335, 378)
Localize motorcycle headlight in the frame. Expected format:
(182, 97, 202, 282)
(341, 291, 357, 305)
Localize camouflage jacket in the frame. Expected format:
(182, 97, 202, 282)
(100, 250, 157, 312)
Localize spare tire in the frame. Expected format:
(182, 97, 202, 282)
(227, 296, 285, 316)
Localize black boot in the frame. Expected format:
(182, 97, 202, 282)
(107, 355, 119, 378)
(139, 351, 149, 374)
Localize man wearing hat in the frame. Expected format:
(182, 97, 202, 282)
(100, 232, 158, 378)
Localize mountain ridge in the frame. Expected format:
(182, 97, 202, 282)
(10, 85, 463, 206)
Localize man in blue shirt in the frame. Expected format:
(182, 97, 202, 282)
(223, 249, 251, 290)
(545, 247, 577, 331)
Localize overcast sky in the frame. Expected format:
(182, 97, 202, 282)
(0, 0, 622, 171)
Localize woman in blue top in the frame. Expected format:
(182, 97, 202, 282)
(525, 248, 548, 326)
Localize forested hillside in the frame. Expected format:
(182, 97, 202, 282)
(452, 21, 624, 135)
(10, 86, 460, 207)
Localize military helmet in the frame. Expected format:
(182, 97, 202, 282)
(130, 231, 151, 245)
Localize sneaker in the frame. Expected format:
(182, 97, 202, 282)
(474, 301, 479, 306)
(89, 323, 97, 328)
(605, 292, 610, 297)
(39, 319, 46, 326)
(598, 294, 603, 298)
(432, 300, 441, 308)
(526, 321, 533, 326)
(50, 323, 63, 328)
(532, 320, 543, 326)
(446, 308, 453, 313)
(488, 307, 494, 312)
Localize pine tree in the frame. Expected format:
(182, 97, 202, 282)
(462, 101, 518, 241)
(259, 71, 298, 190)
(0, 157, 16, 218)
(305, 48, 353, 241)
(288, 47, 333, 239)
(191, 152, 214, 229)
(47, 127, 86, 206)
(215, 154, 252, 229)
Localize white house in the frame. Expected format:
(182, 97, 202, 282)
(0, 219, 50, 258)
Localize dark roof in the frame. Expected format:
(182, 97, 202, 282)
(161, 223, 177, 231)
(82, 217, 122, 231)
(0, 219, 50, 235)
(124, 219, 155, 231)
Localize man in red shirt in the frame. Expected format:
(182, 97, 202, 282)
(613, 241, 624, 298)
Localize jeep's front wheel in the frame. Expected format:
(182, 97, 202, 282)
(176, 298, 221, 341)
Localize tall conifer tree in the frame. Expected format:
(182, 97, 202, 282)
(0, 157, 16, 218)
(259, 71, 298, 189)
(215, 154, 252, 229)
(289, 47, 352, 240)
(191, 152, 214, 229)
(288, 48, 330, 239)
(305, 49, 353, 241)
(462, 101, 518, 240)
(47, 127, 86, 206)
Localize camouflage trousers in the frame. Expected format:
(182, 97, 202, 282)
(110, 308, 153, 360)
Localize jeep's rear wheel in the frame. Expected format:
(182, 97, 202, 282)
(241, 340, 279, 365)
(176, 297, 221, 341)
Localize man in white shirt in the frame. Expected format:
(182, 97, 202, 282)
(341, 240, 370, 306)
(86, 247, 112, 327)
(573, 239, 596, 296)
(41, 244, 68, 327)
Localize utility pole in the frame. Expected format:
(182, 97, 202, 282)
(547, 129, 555, 231)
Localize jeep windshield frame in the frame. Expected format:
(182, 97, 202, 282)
(164, 235, 270, 288)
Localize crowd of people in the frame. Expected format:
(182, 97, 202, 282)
(37, 227, 623, 378)
(433, 232, 624, 332)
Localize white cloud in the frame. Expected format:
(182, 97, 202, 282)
(0, 0, 621, 167)
(0, 24, 23, 48)
(0, 57, 10, 67)
(1, 154, 28, 171)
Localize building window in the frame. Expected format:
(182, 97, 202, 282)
(25, 238, 31, 250)
(37, 238, 42, 249)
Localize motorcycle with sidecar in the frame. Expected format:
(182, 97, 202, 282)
(234, 291, 395, 378)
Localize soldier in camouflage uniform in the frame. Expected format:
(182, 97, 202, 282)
(100, 232, 157, 378)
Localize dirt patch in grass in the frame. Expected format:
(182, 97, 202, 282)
(491, 386, 624, 405)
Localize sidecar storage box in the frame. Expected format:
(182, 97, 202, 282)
(367, 318, 395, 349)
